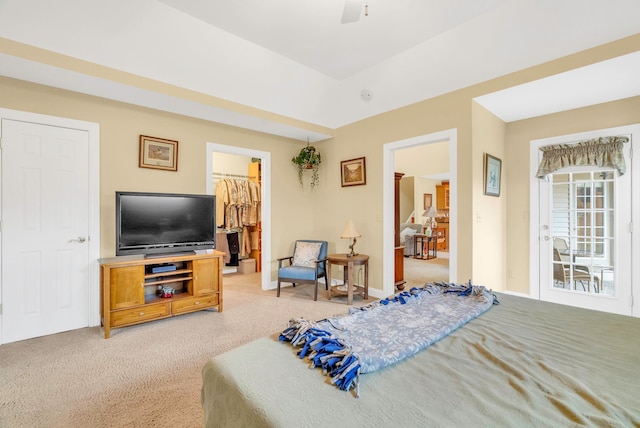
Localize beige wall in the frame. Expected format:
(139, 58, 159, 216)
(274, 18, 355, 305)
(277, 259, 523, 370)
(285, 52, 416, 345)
(399, 176, 414, 223)
(0, 77, 321, 274)
(2, 34, 639, 295)
(414, 178, 439, 223)
(471, 102, 507, 290)
(328, 89, 474, 288)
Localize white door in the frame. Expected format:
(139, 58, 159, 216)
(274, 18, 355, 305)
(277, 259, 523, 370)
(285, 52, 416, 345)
(534, 128, 634, 316)
(1, 119, 90, 343)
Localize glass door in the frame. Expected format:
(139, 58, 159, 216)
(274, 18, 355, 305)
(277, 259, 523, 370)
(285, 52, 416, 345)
(536, 139, 632, 316)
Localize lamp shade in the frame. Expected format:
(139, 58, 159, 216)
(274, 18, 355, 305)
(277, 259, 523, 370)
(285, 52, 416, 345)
(341, 220, 361, 239)
(422, 206, 437, 218)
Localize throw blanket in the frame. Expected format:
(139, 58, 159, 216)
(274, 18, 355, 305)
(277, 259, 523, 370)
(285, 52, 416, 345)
(279, 281, 498, 397)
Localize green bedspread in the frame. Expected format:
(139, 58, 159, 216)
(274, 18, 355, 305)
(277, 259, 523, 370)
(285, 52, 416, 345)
(202, 293, 640, 427)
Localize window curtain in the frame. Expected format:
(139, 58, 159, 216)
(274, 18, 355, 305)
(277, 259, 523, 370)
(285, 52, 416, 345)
(535, 136, 629, 179)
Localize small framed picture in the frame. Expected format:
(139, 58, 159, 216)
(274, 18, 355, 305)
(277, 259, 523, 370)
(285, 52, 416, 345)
(423, 193, 432, 210)
(341, 157, 366, 187)
(483, 153, 502, 197)
(139, 135, 178, 171)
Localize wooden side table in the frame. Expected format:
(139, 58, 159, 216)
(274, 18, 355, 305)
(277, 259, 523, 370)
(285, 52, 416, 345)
(414, 234, 437, 260)
(327, 253, 369, 305)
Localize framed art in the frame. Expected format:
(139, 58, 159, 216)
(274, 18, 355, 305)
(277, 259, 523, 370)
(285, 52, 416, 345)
(340, 157, 366, 187)
(423, 193, 433, 210)
(139, 135, 178, 171)
(483, 153, 502, 197)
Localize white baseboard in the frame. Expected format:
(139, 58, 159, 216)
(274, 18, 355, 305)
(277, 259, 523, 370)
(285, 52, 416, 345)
(501, 290, 534, 299)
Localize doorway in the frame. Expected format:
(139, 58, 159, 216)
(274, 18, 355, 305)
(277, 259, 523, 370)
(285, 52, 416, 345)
(530, 124, 639, 316)
(383, 129, 458, 298)
(395, 144, 451, 286)
(206, 143, 271, 291)
(0, 109, 100, 344)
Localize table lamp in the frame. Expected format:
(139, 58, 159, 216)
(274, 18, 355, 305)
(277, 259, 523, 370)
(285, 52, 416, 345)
(422, 206, 437, 236)
(341, 220, 361, 257)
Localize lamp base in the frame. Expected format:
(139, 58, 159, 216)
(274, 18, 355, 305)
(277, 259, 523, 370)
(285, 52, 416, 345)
(347, 237, 358, 257)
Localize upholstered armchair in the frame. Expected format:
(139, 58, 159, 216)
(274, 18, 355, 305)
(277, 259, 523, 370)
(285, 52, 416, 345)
(399, 223, 423, 256)
(277, 240, 328, 301)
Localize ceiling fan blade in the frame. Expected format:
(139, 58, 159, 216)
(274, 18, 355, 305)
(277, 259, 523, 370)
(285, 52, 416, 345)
(341, 0, 364, 24)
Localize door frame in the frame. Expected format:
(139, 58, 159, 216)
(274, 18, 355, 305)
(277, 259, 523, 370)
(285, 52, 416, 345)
(0, 109, 101, 343)
(382, 129, 458, 298)
(205, 142, 271, 291)
(529, 124, 639, 317)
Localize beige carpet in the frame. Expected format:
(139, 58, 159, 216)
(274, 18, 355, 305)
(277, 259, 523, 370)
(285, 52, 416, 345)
(403, 252, 450, 289)
(0, 273, 375, 428)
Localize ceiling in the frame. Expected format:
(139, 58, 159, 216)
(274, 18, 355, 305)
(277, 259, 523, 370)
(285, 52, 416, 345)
(157, 0, 509, 80)
(1, 0, 640, 140)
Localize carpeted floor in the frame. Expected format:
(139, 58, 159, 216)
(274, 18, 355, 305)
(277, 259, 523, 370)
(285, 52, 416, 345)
(403, 251, 450, 289)
(0, 258, 448, 428)
(0, 272, 374, 428)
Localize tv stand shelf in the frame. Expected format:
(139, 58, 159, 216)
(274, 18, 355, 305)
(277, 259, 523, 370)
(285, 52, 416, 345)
(100, 251, 223, 338)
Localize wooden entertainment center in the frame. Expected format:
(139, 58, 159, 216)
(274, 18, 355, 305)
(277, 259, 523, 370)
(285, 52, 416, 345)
(100, 251, 223, 338)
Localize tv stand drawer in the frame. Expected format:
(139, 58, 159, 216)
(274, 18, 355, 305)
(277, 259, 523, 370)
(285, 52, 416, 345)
(111, 302, 170, 327)
(172, 294, 219, 315)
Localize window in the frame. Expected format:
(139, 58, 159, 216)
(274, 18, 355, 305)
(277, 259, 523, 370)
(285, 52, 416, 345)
(551, 170, 614, 292)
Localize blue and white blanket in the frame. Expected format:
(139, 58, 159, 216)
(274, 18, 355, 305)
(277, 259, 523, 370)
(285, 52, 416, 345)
(279, 281, 499, 396)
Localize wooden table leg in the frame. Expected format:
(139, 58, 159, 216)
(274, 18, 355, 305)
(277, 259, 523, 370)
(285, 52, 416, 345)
(347, 260, 354, 305)
(327, 262, 332, 300)
(364, 260, 368, 300)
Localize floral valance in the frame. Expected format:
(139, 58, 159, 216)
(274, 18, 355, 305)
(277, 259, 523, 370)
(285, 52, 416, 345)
(535, 136, 629, 179)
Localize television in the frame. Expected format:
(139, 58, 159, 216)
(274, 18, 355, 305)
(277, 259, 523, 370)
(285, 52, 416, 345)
(116, 191, 216, 257)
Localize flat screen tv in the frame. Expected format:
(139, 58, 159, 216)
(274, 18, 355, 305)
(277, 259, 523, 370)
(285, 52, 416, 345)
(116, 191, 216, 257)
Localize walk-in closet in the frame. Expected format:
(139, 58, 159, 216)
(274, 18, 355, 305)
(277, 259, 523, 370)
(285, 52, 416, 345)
(212, 152, 262, 276)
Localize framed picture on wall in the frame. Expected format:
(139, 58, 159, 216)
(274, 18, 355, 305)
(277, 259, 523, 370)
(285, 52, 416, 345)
(483, 153, 502, 197)
(139, 135, 179, 171)
(340, 157, 366, 187)
(423, 193, 433, 209)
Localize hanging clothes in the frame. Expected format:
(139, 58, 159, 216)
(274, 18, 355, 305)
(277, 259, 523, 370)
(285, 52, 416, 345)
(215, 178, 261, 229)
(241, 226, 252, 257)
(226, 232, 240, 266)
(215, 232, 231, 264)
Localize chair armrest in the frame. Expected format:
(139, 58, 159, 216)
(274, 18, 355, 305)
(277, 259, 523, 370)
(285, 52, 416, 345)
(574, 264, 591, 273)
(277, 256, 293, 268)
(314, 258, 328, 275)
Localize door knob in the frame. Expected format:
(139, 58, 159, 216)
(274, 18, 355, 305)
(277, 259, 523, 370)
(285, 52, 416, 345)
(68, 236, 86, 243)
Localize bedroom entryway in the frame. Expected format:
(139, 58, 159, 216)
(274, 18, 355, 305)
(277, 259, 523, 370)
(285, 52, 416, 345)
(0, 110, 100, 344)
(532, 125, 639, 316)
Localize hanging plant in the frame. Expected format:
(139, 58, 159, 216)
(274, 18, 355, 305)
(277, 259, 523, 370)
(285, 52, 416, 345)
(292, 144, 321, 188)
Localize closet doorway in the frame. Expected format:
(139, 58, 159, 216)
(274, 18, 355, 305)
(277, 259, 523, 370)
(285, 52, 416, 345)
(206, 143, 271, 291)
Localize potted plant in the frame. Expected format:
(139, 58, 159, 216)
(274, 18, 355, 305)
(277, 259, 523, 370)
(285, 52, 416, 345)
(292, 144, 321, 188)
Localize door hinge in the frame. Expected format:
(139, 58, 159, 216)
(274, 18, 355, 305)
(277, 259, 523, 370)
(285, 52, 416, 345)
(0, 303, 2, 315)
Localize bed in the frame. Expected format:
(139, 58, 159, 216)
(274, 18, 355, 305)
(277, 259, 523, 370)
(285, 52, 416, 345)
(201, 292, 640, 427)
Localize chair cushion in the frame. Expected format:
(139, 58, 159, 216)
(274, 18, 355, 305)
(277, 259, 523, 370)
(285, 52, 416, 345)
(279, 266, 317, 281)
(292, 241, 322, 268)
